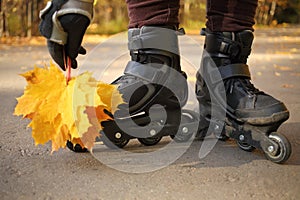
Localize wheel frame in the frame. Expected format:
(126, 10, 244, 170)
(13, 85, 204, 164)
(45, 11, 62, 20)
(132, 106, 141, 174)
(170, 111, 195, 143)
(214, 131, 229, 141)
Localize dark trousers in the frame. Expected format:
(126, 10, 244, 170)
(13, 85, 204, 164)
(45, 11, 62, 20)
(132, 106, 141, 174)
(126, 0, 258, 31)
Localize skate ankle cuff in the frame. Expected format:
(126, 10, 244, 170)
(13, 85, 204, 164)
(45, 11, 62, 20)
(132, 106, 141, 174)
(211, 63, 251, 84)
(201, 28, 253, 63)
(128, 26, 180, 55)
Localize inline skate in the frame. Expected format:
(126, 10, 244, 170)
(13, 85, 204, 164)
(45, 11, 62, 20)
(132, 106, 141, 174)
(99, 26, 199, 149)
(196, 28, 292, 163)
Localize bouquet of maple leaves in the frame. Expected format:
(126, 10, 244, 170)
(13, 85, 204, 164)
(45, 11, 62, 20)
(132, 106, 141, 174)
(14, 63, 123, 152)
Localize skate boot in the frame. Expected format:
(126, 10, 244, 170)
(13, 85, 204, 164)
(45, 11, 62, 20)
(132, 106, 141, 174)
(101, 26, 198, 148)
(196, 28, 292, 163)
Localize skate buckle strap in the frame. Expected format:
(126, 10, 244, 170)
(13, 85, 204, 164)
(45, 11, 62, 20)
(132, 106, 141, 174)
(124, 61, 168, 83)
(210, 64, 251, 84)
(201, 28, 253, 60)
(207, 34, 239, 58)
(128, 26, 180, 55)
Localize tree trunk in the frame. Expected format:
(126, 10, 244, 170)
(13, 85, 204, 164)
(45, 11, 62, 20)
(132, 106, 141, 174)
(268, 0, 277, 25)
(114, 4, 123, 22)
(33, 0, 39, 36)
(0, 0, 8, 37)
(27, 0, 32, 37)
(0, 0, 3, 37)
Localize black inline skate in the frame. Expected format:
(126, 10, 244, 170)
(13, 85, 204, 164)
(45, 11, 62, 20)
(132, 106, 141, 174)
(196, 28, 291, 163)
(99, 26, 199, 149)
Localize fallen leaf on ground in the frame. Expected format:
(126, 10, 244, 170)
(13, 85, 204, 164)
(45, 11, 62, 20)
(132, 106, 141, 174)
(274, 72, 281, 76)
(256, 72, 262, 76)
(282, 84, 294, 88)
(273, 64, 292, 71)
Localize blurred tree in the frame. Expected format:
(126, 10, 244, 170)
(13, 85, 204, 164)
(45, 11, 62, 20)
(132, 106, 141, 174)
(256, 0, 300, 25)
(88, 0, 128, 34)
(256, 0, 278, 25)
(275, 0, 300, 24)
(1, 0, 299, 37)
(0, 0, 46, 37)
(180, 0, 206, 29)
(0, 0, 9, 37)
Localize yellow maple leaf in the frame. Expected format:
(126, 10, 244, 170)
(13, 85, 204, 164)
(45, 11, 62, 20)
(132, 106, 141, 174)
(97, 82, 124, 114)
(14, 63, 123, 152)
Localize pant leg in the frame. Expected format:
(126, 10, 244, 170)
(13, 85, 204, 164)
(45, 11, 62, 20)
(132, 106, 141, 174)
(126, 0, 180, 28)
(206, 0, 258, 32)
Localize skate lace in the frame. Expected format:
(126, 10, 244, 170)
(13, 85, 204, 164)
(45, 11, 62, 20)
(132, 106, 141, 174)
(241, 79, 262, 95)
(228, 78, 262, 96)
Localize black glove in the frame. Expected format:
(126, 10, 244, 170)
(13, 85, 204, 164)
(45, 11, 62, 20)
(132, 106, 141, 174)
(39, 0, 93, 70)
(46, 14, 89, 70)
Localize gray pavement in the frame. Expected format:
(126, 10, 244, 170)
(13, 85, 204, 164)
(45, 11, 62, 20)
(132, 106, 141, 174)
(0, 27, 300, 199)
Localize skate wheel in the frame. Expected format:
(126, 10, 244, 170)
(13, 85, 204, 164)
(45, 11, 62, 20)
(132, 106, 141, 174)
(138, 137, 162, 146)
(101, 131, 129, 149)
(100, 131, 129, 149)
(66, 141, 88, 153)
(237, 140, 255, 152)
(264, 132, 292, 164)
(171, 111, 195, 142)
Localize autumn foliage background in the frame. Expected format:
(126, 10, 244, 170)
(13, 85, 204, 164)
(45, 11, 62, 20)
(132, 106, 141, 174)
(0, 0, 299, 38)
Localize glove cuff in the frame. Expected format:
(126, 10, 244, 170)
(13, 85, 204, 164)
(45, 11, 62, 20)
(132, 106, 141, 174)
(58, 0, 94, 21)
(40, 0, 94, 45)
